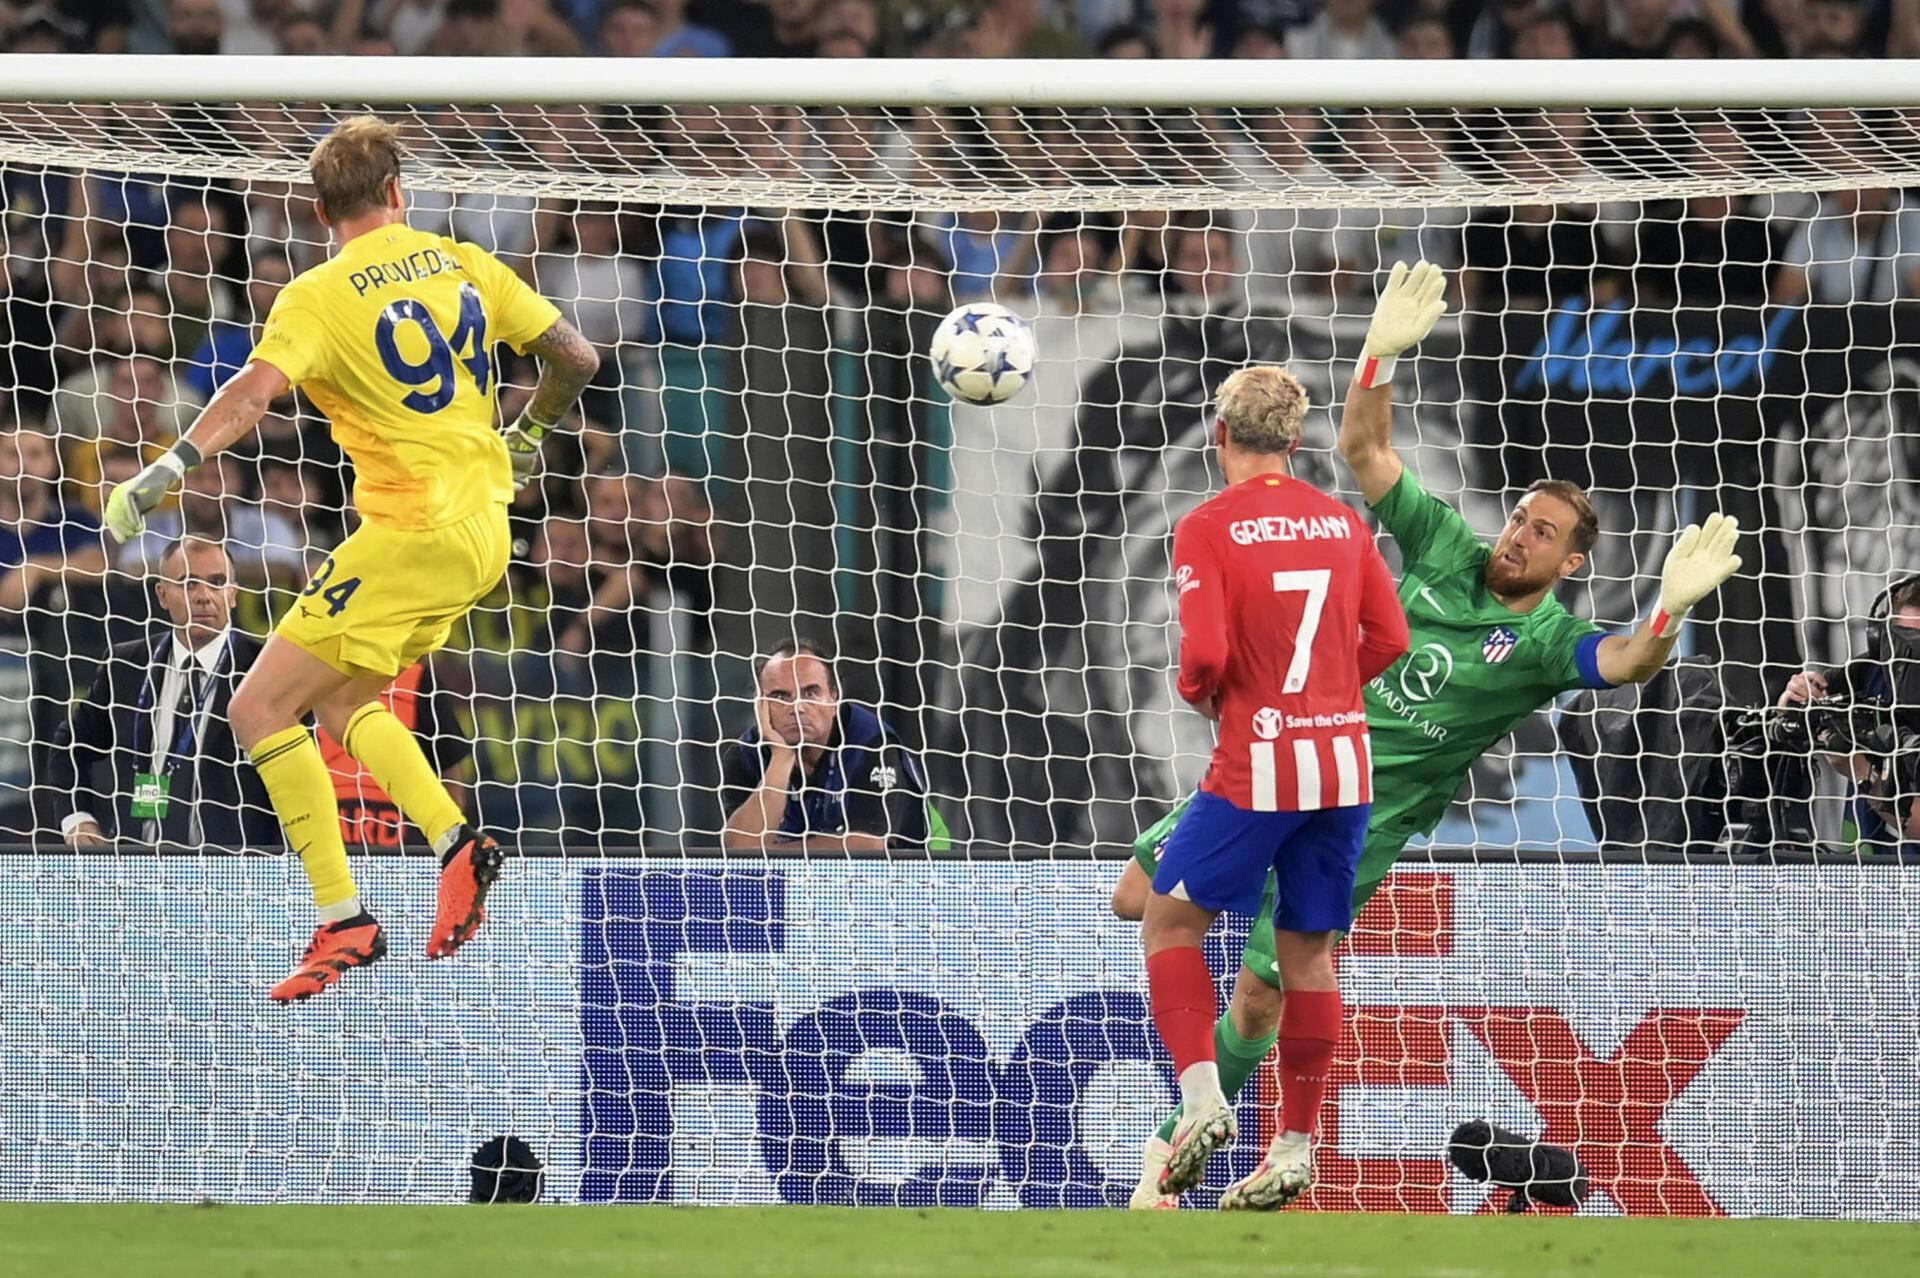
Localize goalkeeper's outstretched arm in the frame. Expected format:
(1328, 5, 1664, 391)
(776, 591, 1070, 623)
(1338, 260, 1447, 505)
(1594, 513, 1744, 685)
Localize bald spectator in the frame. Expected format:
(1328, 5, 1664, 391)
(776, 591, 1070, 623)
(721, 638, 940, 851)
(49, 535, 279, 848)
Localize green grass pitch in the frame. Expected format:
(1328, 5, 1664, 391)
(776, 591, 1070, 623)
(3, 1205, 1917, 1278)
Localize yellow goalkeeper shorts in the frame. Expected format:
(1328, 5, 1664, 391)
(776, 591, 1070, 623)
(276, 504, 510, 678)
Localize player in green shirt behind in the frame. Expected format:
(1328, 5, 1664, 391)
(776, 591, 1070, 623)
(1117, 261, 1746, 1209)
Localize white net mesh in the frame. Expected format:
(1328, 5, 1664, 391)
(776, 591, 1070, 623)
(3, 84, 1920, 1215)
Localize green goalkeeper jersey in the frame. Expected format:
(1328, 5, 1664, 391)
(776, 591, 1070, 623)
(1362, 469, 1608, 836)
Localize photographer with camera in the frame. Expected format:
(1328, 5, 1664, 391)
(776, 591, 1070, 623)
(1775, 575, 1920, 849)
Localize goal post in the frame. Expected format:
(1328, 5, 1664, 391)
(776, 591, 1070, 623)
(1, 55, 1919, 1213)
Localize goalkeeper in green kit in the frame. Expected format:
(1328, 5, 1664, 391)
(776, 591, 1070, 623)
(1117, 261, 1747, 1209)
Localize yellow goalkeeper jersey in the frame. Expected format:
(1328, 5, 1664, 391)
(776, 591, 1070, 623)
(250, 223, 561, 531)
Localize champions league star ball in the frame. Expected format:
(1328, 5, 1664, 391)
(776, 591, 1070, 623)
(928, 302, 1035, 405)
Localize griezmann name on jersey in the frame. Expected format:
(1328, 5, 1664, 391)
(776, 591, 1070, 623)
(1174, 473, 1409, 814)
(250, 223, 562, 532)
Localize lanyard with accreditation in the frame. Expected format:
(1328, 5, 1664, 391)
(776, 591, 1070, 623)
(131, 632, 232, 822)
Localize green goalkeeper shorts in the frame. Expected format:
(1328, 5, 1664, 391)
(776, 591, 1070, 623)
(1133, 796, 1419, 991)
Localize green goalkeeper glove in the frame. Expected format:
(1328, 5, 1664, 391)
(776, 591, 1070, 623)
(103, 439, 202, 543)
(1651, 512, 1743, 637)
(501, 410, 558, 491)
(1356, 259, 1448, 389)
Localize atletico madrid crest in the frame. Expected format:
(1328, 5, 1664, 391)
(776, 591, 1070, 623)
(1482, 626, 1518, 664)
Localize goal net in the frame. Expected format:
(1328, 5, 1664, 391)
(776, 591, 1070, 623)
(1, 57, 1918, 1217)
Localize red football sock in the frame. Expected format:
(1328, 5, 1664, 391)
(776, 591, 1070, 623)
(1277, 988, 1344, 1137)
(1146, 946, 1218, 1076)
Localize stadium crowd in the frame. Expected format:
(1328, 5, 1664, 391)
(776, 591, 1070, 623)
(1, 0, 1917, 844)
(3, 0, 1918, 61)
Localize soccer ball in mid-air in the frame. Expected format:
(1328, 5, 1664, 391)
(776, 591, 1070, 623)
(929, 302, 1035, 405)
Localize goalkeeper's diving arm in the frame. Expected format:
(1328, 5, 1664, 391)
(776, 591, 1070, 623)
(1591, 513, 1743, 686)
(1336, 259, 1446, 505)
(1336, 261, 1744, 690)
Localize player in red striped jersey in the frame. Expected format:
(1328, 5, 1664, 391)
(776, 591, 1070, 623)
(1145, 366, 1410, 1211)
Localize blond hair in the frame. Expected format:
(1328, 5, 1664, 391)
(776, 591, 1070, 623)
(1215, 366, 1309, 455)
(309, 115, 405, 221)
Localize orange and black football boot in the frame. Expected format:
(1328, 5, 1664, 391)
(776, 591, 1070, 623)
(428, 826, 503, 958)
(269, 912, 387, 1003)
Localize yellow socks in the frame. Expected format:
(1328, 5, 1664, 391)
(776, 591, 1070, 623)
(342, 702, 465, 851)
(250, 725, 357, 913)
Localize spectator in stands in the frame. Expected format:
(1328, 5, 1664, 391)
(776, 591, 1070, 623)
(1164, 221, 1244, 311)
(1327, 112, 1469, 306)
(164, 0, 225, 54)
(49, 237, 136, 368)
(1096, 22, 1157, 57)
(0, 423, 106, 621)
(1147, 0, 1216, 58)
(373, 0, 452, 54)
(1773, 185, 1920, 306)
(162, 197, 238, 359)
(1231, 23, 1288, 57)
(533, 201, 646, 451)
(645, 203, 747, 481)
(117, 451, 306, 589)
(931, 210, 1040, 302)
(1804, 0, 1868, 53)
(815, 0, 877, 50)
(1397, 14, 1455, 57)
(49, 534, 280, 848)
(649, 0, 731, 55)
(258, 455, 334, 550)
(1663, 17, 1722, 54)
(598, 0, 658, 52)
(1511, 7, 1581, 58)
(720, 637, 939, 851)
(1637, 191, 1778, 309)
(968, 0, 1088, 57)
(5, 2, 128, 53)
(1231, 108, 1336, 308)
(57, 353, 203, 504)
(1036, 222, 1120, 314)
(185, 253, 289, 401)
(756, 0, 822, 56)
(1462, 180, 1626, 312)
(1288, 0, 1395, 58)
(424, 0, 509, 53)
(275, 14, 335, 54)
(406, 110, 541, 260)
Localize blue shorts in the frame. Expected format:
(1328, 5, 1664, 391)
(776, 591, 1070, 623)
(1152, 791, 1371, 933)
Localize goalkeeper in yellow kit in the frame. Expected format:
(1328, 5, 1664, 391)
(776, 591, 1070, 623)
(105, 117, 600, 1003)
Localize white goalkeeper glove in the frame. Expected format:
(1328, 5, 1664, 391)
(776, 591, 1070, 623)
(1651, 512, 1743, 637)
(1357, 260, 1448, 389)
(501, 410, 558, 491)
(103, 438, 202, 543)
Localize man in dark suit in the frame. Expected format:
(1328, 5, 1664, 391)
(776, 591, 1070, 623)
(52, 534, 280, 848)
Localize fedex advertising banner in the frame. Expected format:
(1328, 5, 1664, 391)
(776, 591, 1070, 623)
(2, 857, 1916, 1220)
